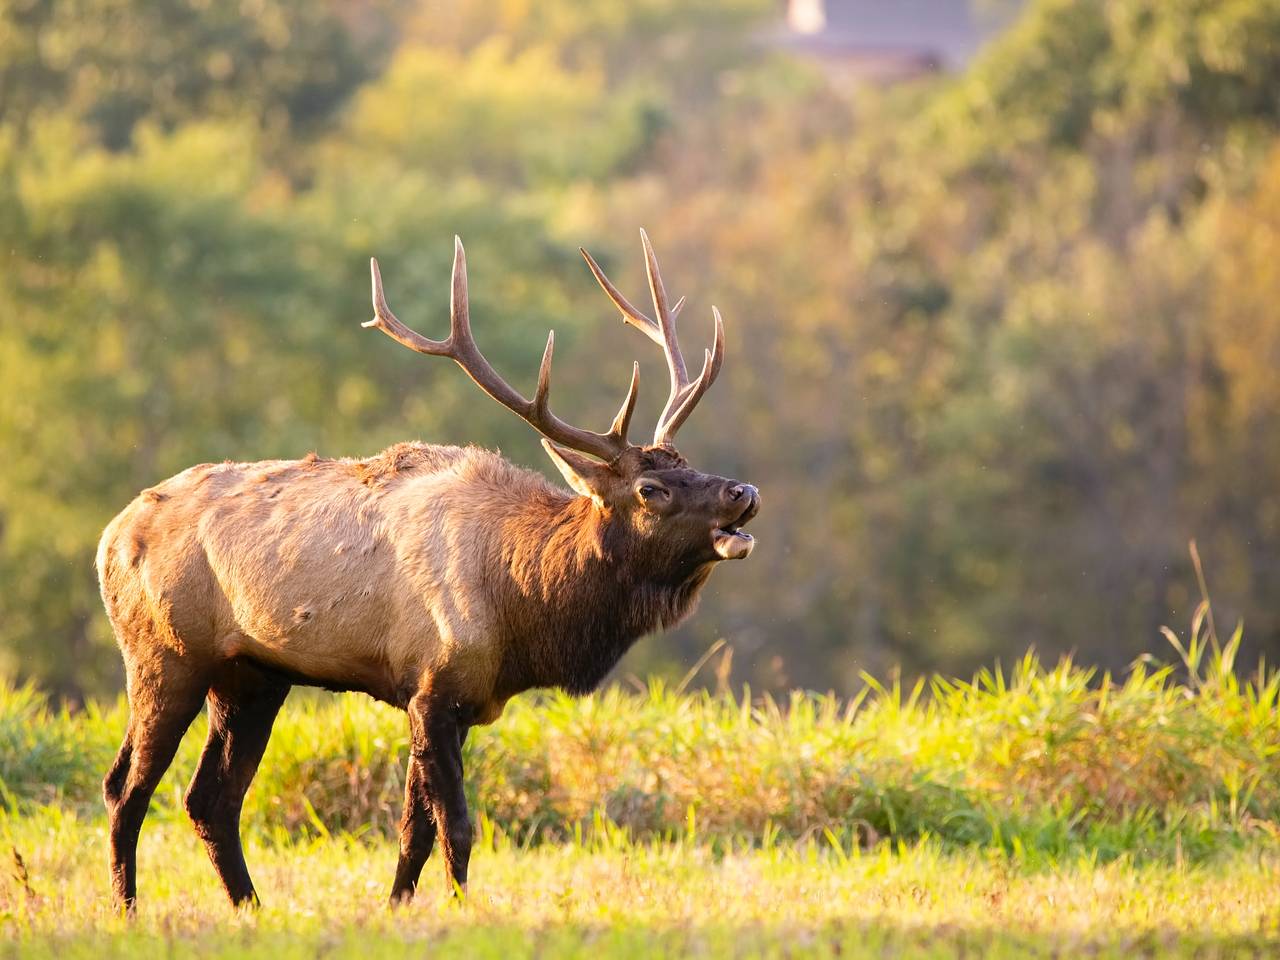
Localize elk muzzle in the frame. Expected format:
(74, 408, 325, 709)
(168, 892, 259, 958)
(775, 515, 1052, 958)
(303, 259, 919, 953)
(712, 482, 759, 560)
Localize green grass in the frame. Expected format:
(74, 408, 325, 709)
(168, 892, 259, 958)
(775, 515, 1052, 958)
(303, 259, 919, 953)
(4, 613, 1280, 956)
(2, 810, 1280, 958)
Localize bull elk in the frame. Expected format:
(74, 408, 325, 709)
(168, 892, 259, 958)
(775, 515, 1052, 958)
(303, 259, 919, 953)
(96, 231, 759, 911)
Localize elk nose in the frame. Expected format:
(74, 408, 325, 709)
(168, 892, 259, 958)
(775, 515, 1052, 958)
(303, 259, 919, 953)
(726, 483, 757, 503)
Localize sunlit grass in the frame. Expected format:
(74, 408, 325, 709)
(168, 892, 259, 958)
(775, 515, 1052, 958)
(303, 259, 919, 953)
(2, 810, 1279, 959)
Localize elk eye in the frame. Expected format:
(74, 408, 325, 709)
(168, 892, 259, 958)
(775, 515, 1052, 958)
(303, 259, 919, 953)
(638, 484, 662, 500)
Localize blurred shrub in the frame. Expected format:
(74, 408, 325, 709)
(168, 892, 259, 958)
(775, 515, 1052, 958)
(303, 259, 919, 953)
(4, 629, 1277, 861)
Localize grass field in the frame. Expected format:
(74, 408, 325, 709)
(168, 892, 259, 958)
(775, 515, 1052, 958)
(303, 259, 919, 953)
(3, 812, 1279, 958)
(4, 622, 1280, 956)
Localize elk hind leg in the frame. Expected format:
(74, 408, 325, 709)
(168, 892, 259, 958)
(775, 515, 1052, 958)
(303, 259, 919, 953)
(104, 664, 209, 912)
(184, 660, 290, 907)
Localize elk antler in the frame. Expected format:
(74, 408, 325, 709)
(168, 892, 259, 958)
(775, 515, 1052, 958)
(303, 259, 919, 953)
(365, 237, 640, 463)
(580, 229, 724, 447)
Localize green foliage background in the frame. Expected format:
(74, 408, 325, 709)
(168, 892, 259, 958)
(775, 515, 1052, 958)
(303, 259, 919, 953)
(2, 0, 1280, 698)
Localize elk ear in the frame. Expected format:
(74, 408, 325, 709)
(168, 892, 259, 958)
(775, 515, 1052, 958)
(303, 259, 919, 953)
(541, 440, 615, 507)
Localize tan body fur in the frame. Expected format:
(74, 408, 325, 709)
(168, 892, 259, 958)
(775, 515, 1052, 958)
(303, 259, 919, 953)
(99, 442, 629, 723)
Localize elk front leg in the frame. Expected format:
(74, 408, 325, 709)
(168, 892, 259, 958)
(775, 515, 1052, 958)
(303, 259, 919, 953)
(185, 662, 290, 907)
(391, 693, 472, 902)
(389, 757, 436, 904)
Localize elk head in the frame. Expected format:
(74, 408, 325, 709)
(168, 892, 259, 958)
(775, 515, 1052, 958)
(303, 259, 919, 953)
(364, 230, 759, 568)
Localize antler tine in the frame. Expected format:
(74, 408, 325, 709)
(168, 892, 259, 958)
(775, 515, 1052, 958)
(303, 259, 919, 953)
(608, 361, 641, 444)
(579, 246, 663, 345)
(533, 330, 555, 417)
(365, 237, 638, 463)
(580, 247, 686, 336)
(366, 257, 452, 356)
(655, 307, 725, 445)
(449, 235, 475, 349)
(640, 227, 688, 388)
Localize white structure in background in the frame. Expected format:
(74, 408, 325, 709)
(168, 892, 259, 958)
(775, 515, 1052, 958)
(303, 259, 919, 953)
(778, 0, 1021, 83)
(788, 0, 828, 34)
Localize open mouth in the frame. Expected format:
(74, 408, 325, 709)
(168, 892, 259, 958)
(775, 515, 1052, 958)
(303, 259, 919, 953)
(712, 496, 759, 560)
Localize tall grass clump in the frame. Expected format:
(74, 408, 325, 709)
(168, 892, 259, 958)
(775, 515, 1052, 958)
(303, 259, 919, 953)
(2, 578, 1277, 861)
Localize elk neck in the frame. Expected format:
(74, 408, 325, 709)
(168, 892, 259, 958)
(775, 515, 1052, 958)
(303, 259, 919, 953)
(494, 489, 714, 698)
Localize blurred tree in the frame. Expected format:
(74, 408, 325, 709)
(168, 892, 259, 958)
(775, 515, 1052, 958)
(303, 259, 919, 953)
(0, 119, 312, 695)
(0, 0, 405, 150)
(3, 0, 1280, 698)
(608, 0, 1280, 685)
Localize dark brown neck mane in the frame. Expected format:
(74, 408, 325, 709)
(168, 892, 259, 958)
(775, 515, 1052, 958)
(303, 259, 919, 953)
(494, 490, 713, 697)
